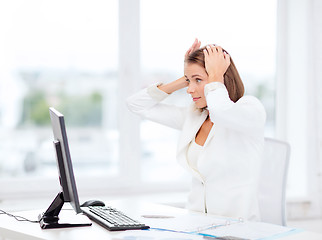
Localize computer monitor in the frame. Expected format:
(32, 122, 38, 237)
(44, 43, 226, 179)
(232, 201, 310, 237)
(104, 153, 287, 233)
(38, 107, 91, 229)
(50, 107, 82, 213)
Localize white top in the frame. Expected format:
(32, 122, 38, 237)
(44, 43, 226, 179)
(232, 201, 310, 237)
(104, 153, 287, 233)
(126, 82, 266, 220)
(186, 139, 203, 172)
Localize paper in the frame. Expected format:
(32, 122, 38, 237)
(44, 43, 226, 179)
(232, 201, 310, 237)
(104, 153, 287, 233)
(139, 213, 299, 240)
(202, 221, 298, 240)
(141, 213, 238, 233)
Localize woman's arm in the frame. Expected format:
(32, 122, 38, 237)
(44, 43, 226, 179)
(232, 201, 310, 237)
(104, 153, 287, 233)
(158, 76, 188, 94)
(127, 39, 202, 129)
(203, 45, 266, 135)
(205, 84, 266, 136)
(126, 78, 188, 130)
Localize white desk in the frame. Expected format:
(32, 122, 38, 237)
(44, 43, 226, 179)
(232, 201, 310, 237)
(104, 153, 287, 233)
(0, 199, 321, 240)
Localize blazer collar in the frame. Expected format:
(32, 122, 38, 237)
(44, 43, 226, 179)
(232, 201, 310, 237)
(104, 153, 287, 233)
(177, 107, 208, 155)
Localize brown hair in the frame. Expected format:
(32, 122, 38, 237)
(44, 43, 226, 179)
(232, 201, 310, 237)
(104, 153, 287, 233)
(185, 46, 244, 102)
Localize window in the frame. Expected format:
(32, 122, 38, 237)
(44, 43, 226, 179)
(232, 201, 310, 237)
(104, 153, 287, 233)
(0, 0, 119, 196)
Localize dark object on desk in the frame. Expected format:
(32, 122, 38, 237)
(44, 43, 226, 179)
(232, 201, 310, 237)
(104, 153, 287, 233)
(38, 107, 149, 231)
(82, 206, 150, 231)
(38, 192, 92, 229)
(81, 200, 105, 207)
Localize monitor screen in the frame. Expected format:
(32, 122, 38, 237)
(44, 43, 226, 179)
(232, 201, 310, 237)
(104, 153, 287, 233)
(49, 107, 82, 214)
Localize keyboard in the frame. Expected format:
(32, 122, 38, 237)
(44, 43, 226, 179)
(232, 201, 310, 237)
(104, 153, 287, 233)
(81, 206, 149, 231)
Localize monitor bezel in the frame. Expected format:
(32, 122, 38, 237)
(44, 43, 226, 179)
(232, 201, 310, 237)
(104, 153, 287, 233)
(49, 107, 82, 214)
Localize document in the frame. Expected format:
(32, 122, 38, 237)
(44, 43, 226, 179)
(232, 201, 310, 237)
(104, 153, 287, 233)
(139, 213, 300, 240)
(202, 221, 300, 240)
(141, 213, 238, 233)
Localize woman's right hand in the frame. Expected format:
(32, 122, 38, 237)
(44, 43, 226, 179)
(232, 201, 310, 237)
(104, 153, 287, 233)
(185, 38, 201, 59)
(158, 39, 201, 94)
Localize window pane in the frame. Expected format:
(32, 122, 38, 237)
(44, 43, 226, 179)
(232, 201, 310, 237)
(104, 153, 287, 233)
(0, 0, 119, 179)
(140, 0, 276, 182)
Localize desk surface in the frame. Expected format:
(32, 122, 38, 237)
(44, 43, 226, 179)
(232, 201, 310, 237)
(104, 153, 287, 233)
(0, 199, 321, 240)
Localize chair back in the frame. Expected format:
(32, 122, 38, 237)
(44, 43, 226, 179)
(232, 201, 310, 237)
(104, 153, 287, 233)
(258, 137, 290, 226)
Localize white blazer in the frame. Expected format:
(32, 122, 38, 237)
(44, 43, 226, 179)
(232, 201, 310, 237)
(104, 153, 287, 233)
(126, 82, 266, 221)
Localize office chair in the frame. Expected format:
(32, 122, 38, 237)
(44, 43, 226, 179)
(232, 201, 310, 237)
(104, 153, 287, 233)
(258, 137, 290, 226)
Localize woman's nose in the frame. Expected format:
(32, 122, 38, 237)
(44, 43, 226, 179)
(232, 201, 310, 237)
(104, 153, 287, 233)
(187, 83, 195, 94)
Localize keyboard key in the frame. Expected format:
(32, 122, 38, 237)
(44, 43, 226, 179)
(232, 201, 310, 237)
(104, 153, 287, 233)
(82, 206, 149, 231)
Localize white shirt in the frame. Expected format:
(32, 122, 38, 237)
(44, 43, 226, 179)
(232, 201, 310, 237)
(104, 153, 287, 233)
(186, 138, 203, 172)
(127, 82, 266, 220)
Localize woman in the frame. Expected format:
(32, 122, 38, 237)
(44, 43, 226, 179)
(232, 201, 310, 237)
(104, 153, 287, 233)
(126, 39, 266, 221)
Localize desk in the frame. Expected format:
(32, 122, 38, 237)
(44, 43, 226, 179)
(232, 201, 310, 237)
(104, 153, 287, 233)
(0, 199, 321, 240)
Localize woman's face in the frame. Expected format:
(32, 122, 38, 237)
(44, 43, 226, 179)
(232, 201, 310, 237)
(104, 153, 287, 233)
(184, 63, 209, 109)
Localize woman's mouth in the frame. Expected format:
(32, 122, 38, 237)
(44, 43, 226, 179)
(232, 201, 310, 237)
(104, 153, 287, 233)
(192, 97, 201, 102)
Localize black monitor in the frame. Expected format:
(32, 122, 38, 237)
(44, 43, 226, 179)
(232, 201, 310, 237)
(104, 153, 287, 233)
(38, 107, 91, 229)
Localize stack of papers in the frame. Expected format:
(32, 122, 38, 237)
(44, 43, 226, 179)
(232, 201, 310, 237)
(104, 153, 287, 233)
(138, 213, 301, 240)
(142, 214, 238, 233)
(202, 221, 301, 239)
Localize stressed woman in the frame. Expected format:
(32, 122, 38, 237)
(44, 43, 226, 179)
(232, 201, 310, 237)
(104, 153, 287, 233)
(126, 39, 266, 221)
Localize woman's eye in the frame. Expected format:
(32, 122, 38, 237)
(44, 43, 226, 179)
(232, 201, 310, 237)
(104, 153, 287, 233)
(185, 79, 190, 83)
(196, 78, 202, 82)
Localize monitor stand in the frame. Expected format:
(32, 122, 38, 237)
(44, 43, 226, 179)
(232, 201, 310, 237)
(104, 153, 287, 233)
(38, 192, 92, 229)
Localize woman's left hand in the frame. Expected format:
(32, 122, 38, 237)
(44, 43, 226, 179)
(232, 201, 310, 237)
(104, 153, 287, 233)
(185, 38, 201, 60)
(203, 45, 230, 84)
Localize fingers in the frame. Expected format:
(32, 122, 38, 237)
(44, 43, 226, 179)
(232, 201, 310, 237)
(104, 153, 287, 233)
(185, 38, 202, 59)
(204, 45, 229, 60)
(203, 44, 231, 80)
(223, 51, 230, 63)
(185, 46, 193, 58)
(186, 46, 192, 55)
(192, 38, 198, 48)
(204, 44, 222, 53)
(191, 38, 201, 52)
(195, 39, 201, 49)
(204, 45, 218, 56)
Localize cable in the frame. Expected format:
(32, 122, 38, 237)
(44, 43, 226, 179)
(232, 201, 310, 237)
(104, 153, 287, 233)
(0, 209, 41, 223)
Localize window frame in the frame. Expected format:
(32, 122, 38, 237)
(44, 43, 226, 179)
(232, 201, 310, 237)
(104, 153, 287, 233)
(275, 0, 322, 218)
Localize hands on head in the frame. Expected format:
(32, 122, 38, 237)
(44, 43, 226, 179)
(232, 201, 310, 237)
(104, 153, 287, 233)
(203, 44, 230, 84)
(158, 39, 231, 96)
(185, 38, 230, 84)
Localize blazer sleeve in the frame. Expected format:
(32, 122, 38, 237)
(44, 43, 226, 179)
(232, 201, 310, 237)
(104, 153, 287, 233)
(205, 82, 266, 136)
(126, 83, 187, 130)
